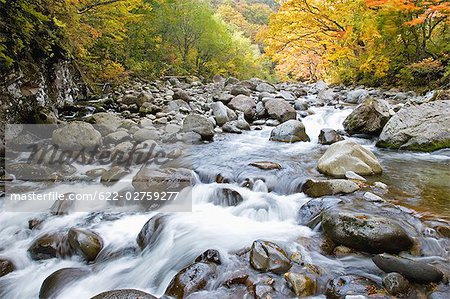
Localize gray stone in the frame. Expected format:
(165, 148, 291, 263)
(52, 122, 102, 150)
(90, 289, 157, 299)
(343, 98, 391, 136)
(270, 120, 310, 143)
(373, 254, 444, 283)
(133, 128, 160, 142)
(89, 112, 123, 135)
(182, 114, 215, 141)
(318, 128, 344, 145)
(265, 98, 296, 122)
(318, 140, 382, 177)
(377, 100, 450, 152)
(322, 211, 414, 253)
(212, 102, 236, 126)
(346, 89, 370, 104)
(68, 228, 103, 262)
(228, 95, 256, 120)
(302, 179, 360, 197)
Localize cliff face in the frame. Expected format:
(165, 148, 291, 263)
(0, 58, 90, 146)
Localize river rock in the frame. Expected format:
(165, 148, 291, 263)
(372, 254, 444, 283)
(301, 179, 359, 197)
(89, 112, 123, 135)
(28, 233, 71, 260)
(100, 166, 129, 186)
(104, 131, 130, 144)
(249, 161, 282, 170)
(132, 167, 193, 192)
(318, 128, 344, 145)
(68, 228, 103, 262)
(269, 119, 310, 143)
(297, 197, 341, 228)
(343, 98, 391, 136)
(137, 213, 167, 250)
(284, 272, 316, 297)
(133, 128, 160, 142)
(91, 289, 157, 299)
(165, 262, 216, 299)
(377, 100, 450, 151)
(346, 89, 370, 104)
(317, 140, 382, 177)
(52, 122, 102, 150)
(294, 99, 308, 111)
(264, 98, 296, 122)
(230, 85, 251, 97)
(211, 102, 236, 126)
(326, 275, 386, 298)
(173, 88, 192, 102)
(194, 249, 221, 265)
(228, 95, 256, 120)
(182, 114, 215, 141)
(0, 258, 14, 277)
(222, 121, 242, 134)
(256, 82, 276, 93)
(212, 187, 243, 206)
(250, 240, 291, 274)
(39, 267, 90, 299)
(382, 272, 410, 296)
(321, 211, 414, 253)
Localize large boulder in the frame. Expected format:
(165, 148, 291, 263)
(264, 98, 296, 123)
(228, 95, 256, 120)
(322, 210, 414, 253)
(211, 102, 236, 126)
(68, 228, 103, 262)
(165, 262, 216, 299)
(89, 112, 123, 135)
(317, 140, 382, 177)
(302, 179, 359, 197)
(182, 114, 214, 141)
(343, 98, 391, 136)
(91, 289, 157, 299)
(345, 89, 370, 104)
(270, 120, 310, 143)
(39, 267, 90, 299)
(377, 100, 450, 152)
(373, 254, 444, 283)
(52, 122, 102, 150)
(250, 240, 291, 274)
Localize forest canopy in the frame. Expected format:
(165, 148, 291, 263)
(1, 0, 449, 88)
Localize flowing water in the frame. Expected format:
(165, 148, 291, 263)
(0, 106, 449, 298)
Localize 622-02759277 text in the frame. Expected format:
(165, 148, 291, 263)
(8, 192, 180, 201)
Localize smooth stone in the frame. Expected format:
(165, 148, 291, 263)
(52, 122, 102, 150)
(264, 98, 296, 122)
(182, 114, 215, 141)
(372, 254, 444, 283)
(269, 119, 310, 143)
(249, 161, 282, 170)
(302, 179, 359, 197)
(137, 214, 167, 250)
(322, 211, 414, 253)
(100, 166, 129, 186)
(0, 258, 15, 277)
(228, 95, 256, 120)
(326, 275, 386, 298)
(39, 268, 90, 299)
(68, 228, 103, 262)
(317, 140, 382, 177)
(90, 289, 157, 299)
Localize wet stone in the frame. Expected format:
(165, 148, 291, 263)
(250, 240, 291, 274)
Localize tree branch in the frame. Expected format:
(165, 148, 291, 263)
(77, 0, 123, 14)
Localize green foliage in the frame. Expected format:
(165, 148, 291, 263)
(1, 0, 273, 84)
